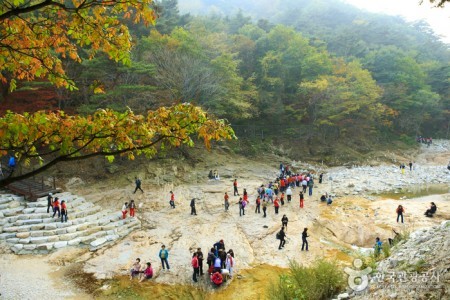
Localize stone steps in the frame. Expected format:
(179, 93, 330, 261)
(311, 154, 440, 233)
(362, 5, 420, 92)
(0, 192, 141, 254)
(1, 204, 104, 229)
(1, 207, 109, 234)
(10, 217, 140, 254)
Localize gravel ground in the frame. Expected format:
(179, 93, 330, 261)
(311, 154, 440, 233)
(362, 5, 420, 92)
(0, 254, 83, 300)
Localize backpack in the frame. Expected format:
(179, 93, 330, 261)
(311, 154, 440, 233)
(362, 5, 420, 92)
(207, 252, 214, 264)
(276, 231, 281, 240)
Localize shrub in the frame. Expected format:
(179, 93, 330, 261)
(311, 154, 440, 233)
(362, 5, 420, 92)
(268, 259, 346, 300)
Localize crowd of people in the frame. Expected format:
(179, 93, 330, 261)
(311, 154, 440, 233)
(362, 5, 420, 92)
(129, 241, 235, 285)
(228, 166, 326, 220)
(124, 161, 442, 287)
(416, 136, 433, 146)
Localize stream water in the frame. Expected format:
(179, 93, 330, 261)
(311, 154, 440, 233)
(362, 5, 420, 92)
(373, 183, 449, 200)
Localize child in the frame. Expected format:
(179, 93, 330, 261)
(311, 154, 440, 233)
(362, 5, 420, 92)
(122, 202, 129, 219)
(130, 258, 142, 280)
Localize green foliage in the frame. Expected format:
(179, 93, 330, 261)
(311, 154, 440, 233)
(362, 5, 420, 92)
(269, 259, 346, 300)
(398, 134, 416, 146)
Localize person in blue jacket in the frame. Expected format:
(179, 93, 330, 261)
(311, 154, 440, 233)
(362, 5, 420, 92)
(374, 237, 382, 256)
(159, 245, 170, 270)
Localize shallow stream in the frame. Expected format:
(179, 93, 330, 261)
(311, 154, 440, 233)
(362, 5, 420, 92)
(373, 183, 449, 200)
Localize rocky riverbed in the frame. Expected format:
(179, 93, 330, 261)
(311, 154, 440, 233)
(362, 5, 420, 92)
(0, 140, 449, 299)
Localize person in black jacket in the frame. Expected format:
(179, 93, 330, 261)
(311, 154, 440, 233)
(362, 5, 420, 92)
(133, 177, 143, 194)
(278, 227, 286, 250)
(196, 247, 204, 275)
(281, 215, 288, 231)
(301, 228, 309, 251)
(47, 193, 53, 214)
(425, 202, 437, 217)
(190, 198, 197, 215)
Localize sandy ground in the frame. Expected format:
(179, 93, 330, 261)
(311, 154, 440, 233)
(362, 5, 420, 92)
(0, 140, 449, 298)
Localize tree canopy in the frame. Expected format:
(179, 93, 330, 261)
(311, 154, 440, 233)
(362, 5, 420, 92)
(0, 0, 156, 91)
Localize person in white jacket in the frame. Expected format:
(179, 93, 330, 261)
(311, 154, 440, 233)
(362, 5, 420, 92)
(225, 253, 234, 277)
(286, 186, 293, 203)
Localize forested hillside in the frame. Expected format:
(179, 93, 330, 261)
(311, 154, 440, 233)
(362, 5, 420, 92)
(3, 0, 449, 149)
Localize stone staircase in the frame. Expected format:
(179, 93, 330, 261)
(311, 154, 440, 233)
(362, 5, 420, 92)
(0, 192, 141, 254)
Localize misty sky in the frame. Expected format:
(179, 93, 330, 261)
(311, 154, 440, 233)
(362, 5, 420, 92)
(179, 0, 449, 43)
(343, 0, 449, 42)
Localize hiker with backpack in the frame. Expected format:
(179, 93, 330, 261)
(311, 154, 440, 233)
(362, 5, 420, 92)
(308, 179, 314, 196)
(396, 205, 405, 223)
(277, 227, 286, 250)
(133, 177, 143, 194)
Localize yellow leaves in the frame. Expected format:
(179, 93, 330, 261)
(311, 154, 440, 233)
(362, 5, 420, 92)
(0, 104, 233, 169)
(0, 0, 156, 91)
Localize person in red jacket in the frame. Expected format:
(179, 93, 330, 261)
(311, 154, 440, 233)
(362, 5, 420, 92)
(280, 179, 285, 192)
(233, 179, 239, 196)
(192, 252, 199, 282)
(224, 192, 230, 211)
(243, 188, 248, 202)
(60, 200, 68, 223)
(52, 197, 60, 218)
(169, 191, 175, 208)
(274, 197, 280, 214)
(255, 196, 261, 214)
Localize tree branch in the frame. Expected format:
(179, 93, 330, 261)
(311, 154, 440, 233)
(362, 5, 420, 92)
(0, 134, 167, 188)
